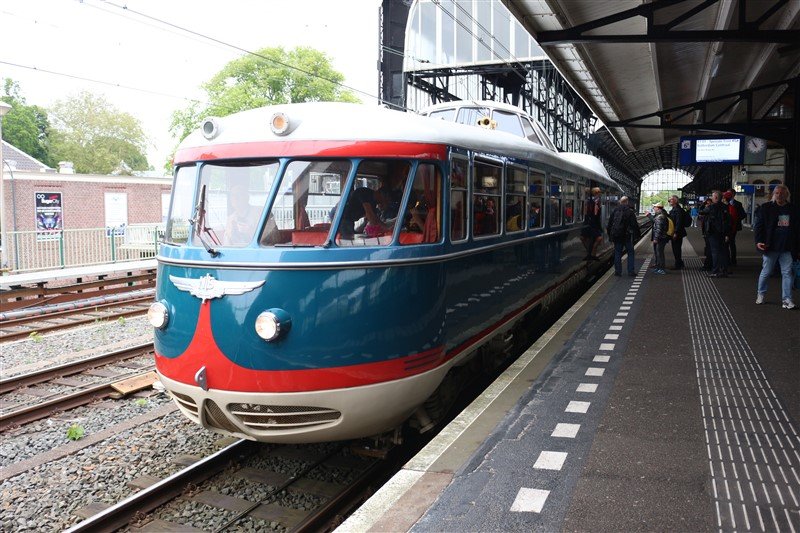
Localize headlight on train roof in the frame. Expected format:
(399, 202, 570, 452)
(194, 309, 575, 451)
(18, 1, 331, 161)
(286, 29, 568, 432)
(255, 308, 292, 341)
(147, 301, 169, 329)
(201, 117, 220, 140)
(269, 112, 290, 135)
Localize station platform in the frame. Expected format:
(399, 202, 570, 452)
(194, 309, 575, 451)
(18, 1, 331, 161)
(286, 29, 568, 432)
(340, 227, 799, 532)
(0, 260, 156, 291)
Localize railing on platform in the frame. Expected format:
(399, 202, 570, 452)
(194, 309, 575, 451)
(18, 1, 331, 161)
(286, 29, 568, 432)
(2, 224, 165, 274)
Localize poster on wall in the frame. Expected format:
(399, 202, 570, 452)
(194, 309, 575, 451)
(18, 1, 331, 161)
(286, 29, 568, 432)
(35, 191, 63, 241)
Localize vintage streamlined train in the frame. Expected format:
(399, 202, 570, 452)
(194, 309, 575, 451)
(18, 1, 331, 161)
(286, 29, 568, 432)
(149, 101, 622, 443)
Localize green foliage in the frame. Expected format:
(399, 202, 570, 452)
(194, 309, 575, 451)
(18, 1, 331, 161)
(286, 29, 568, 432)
(1, 79, 55, 166)
(117, 316, 126, 325)
(169, 46, 359, 144)
(28, 331, 43, 342)
(48, 91, 149, 174)
(66, 423, 85, 441)
(134, 398, 148, 407)
(642, 190, 679, 212)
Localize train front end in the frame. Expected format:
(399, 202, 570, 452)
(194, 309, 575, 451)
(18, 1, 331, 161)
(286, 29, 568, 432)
(151, 103, 448, 443)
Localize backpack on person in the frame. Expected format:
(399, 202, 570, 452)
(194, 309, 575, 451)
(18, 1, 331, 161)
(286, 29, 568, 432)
(681, 207, 692, 228)
(665, 215, 675, 238)
(610, 208, 628, 240)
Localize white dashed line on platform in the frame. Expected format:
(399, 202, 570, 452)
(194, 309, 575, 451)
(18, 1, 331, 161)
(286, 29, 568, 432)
(534, 451, 568, 470)
(551, 423, 581, 438)
(577, 383, 598, 393)
(593, 355, 611, 363)
(566, 401, 591, 413)
(510, 488, 549, 513)
(599, 343, 615, 351)
(585, 367, 605, 377)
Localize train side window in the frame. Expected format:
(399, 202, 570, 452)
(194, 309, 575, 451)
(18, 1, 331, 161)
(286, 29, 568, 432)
(492, 110, 524, 138)
(473, 160, 501, 237)
(505, 166, 526, 232)
(528, 172, 545, 229)
(549, 177, 562, 227)
(563, 180, 575, 224)
(261, 159, 352, 246)
(400, 163, 442, 245)
(334, 160, 412, 247)
(578, 184, 588, 222)
(450, 157, 468, 242)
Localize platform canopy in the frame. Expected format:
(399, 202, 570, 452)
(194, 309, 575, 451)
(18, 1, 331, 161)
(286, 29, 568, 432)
(503, 0, 800, 182)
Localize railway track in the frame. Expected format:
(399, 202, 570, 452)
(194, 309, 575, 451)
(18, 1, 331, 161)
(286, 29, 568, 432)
(66, 440, 391, 532)
(0, 342, 156, 430)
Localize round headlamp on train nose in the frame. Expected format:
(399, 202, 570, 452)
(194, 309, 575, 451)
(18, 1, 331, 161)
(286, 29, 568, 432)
(255, 308, 292, 341)
(269, 112, 290, 135)
(147, 301, 170, 329)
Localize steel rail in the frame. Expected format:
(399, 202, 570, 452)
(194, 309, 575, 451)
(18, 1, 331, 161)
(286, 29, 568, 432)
(0, 364, 156, 430)
(63, 439, 258, 533)
(0, 302, 152, 342)
(0, 342, 154, 393)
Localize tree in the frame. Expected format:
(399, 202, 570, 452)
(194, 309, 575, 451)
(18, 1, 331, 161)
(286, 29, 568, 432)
(170, 46, 359, 143)
(48, 91, 149, 174)
(1, 79, 55, 167)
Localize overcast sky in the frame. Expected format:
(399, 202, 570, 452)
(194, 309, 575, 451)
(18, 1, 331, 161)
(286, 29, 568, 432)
(0, 0, 382, 170)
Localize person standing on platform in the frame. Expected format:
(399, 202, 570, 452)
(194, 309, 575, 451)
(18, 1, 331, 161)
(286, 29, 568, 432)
(580, 186, 603, 260)
(725, 189, 746, 266)
(607, 196, 640, 276)
(702, 190, 731, 278)
(699, 197, 713, 271)
(753, 184, 799, 309)
(690, 204, 699, 227)
(651, 202, 669, 274)
(668, 195, 687, 270)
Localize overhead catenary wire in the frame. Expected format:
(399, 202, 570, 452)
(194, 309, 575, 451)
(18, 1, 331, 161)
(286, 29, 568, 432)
(84, 0, 389, 107)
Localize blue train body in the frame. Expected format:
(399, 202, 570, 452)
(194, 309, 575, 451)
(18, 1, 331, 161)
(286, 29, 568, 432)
(151, 102, 620, 442)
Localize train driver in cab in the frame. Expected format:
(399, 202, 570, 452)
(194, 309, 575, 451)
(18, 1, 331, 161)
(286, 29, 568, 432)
(225, 183, 264, 246)
(335, 178, 387, 240)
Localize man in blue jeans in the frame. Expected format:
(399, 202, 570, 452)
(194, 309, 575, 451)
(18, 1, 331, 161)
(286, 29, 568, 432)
(754, 184, 799, 309)
(607, 196, 640, 276)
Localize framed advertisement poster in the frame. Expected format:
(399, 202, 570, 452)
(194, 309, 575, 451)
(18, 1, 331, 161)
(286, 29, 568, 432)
(35, 191, 63, 241)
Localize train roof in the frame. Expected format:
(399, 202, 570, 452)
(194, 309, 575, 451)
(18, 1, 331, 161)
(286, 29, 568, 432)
(176, 102, 618, 188)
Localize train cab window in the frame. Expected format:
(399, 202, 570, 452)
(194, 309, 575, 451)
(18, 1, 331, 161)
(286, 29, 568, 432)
(528, 172, 545, 229)
(191, 160, 279, 248)
(450, 157, 468, 242)
(400, 163, 442, 245)
(492, 110, 524, 138)
(563, 180, 575, 224)
(456, 107, 484, 127)
(549, 177, 562, 227)
(429, 109, 456, 121)
(505, 166, 526, 233)
(333, 160, 413, 247)
(473, 160, 502, 237)
(261, 160, 352, 246)
(165, 165, 196, 245)
(521, 118, 542, 145)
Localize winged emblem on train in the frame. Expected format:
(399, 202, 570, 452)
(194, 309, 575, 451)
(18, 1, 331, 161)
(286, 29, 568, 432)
(169, 274, 264, 302)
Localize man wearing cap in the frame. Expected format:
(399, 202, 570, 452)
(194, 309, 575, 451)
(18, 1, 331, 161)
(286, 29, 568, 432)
(651, 202, 670, 274)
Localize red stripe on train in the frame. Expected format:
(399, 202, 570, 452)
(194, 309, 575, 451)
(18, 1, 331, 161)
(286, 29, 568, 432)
(174, 141, 448, 164)
(155, 301, 446, 393)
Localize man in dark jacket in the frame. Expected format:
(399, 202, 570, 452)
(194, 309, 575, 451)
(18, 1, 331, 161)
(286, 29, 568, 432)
(668, 195, 687, 269)
(701, 190, 730, 277)
(651, 203, 670, 274)
(607, 196, 640, 276)
(754, 184, 799, 309)
(726, 188, 747, 265)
